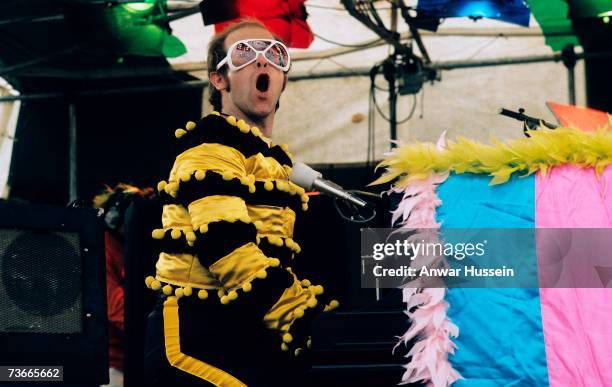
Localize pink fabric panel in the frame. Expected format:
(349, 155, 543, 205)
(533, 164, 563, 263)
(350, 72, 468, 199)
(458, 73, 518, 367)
(537, 165, 612, 387)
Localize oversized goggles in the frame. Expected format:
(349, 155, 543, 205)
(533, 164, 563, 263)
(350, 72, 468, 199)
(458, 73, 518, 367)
(216, 39, 291, 72)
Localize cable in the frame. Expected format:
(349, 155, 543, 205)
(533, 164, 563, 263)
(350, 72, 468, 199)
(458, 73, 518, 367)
(306, 2, 392, 11)
(370, 81, 418, 124)
(313, 32, 382, 48)
(333, 192, 377, 224)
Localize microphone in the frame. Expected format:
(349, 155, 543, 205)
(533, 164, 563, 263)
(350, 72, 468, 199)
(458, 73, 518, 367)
(289, 162, 370, 208)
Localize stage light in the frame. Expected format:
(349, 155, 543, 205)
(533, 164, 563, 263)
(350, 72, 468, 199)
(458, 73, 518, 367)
(122, 2, 156, 13)
(65, 0, 186, 58)
(569, 0, 612, 19)
(416, 0, 531, 27)
(604, 16, 610, 24)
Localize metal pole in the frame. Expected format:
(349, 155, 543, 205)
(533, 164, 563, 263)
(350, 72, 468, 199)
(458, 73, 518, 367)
(561, 45, 577, 105)
(69, 102, 77, 202)
(568, 65, 576, 105)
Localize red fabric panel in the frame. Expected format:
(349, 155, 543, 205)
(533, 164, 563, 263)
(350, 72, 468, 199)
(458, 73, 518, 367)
(214, 0, 313, 48)
(546, 101, 609, 131)
(105, 232, 125, 370)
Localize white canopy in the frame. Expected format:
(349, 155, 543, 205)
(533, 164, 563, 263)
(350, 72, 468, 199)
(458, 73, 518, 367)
(168, 1, 585, 164)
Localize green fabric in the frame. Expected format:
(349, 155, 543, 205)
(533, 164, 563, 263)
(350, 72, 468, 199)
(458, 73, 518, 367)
(526, 0, 579, 51)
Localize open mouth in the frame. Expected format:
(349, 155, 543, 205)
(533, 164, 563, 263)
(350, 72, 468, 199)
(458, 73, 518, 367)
(256, 74, 270, 92)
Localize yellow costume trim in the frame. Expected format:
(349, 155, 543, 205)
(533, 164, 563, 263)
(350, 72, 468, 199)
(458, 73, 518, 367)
(188, 196, 250, 231)
(245, 154, 289, 180)
(208, 242, 270, 290)
(163, 297, 247, 387)
(161, 204, 191, 230)
(248, 205, 296, 240)
(263, 274, 315, 330)
(170, 143, 247, 186)
(155, 252, 220, 289)
(372, 126, 612, 187)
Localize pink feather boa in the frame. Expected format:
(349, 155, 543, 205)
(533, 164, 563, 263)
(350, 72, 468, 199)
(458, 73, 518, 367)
(386, 133, 462, 386)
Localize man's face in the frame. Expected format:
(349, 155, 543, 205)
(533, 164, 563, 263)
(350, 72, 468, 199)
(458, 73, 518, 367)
(217, 26, 287, 120)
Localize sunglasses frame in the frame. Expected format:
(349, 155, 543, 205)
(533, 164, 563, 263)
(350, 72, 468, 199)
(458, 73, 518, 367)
(216, 39, 291, 72)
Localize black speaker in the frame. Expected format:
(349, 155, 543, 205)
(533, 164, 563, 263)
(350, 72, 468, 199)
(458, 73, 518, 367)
(0, 202, 108, 385)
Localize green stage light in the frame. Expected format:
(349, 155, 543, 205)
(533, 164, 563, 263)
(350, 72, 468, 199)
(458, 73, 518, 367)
(123, 2, 156, 13)
(66, 0, 186, 58)
(569, 0, 612, 18)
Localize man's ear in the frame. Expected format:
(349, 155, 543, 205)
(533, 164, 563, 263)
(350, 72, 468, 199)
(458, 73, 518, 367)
(281, 73, 288, 92)
(209, 71, 228, 91)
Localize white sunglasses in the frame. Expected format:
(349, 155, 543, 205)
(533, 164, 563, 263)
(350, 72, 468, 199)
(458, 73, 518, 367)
(216, 39, 291, 72)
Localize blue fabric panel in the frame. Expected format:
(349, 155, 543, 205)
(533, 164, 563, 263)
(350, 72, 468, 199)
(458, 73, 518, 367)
(436, 173, 549, 387)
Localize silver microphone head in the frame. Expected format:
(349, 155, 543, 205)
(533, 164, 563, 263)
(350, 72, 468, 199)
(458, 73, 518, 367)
(289, 162, 322, 190)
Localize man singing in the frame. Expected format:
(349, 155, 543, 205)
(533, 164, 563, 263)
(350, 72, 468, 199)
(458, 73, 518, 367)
(143, 20, 338, 386)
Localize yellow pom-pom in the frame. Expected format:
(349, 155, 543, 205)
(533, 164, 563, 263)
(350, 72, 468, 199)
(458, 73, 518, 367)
(197, 289, 209, 299)
(180, 173, 191, 182)
(151, 280, 161, 291)
(162, 285, 173, 296)
(239, 176, 249, 186)
(301, 279, 311, 287)
(307, 338, 312, 349)
(281, 343, 289, 352)
(217, 288, 226, 298)
(199, 224, 209, 234)
(268, 258, 280, 267)
(294, 348, 303, 356)
(220, 295, 230, 305)
(237, 120, 250, 133)
(307, 297, 318, 308)
(256, 269, 268, 279)
(268, 236, 281, 246)
(263, 180, 274, 191)
(247, 174, 256, 184)
(157, 181, 167, 192)
(248, 184, 256, 194)
(170, 229, 182, 240)
(251, 126, 262, 137)
(302, 194, 310, 203)
(276, 180, 288, 192)
(221, 172, 233, 181)
(185, 121, 196, 130)
(296, 186, 305, 196)
(228, 290, 238, 300)
(302, 203, 308, 211)
(242, 282, 252, 292)
(175, 288, 184, 298)
(195, 170, 206, 181)
(152, 229, 165, 239)
(311, 285, 324, 295)
(288, 184, 297, 195)
(183, 286, 193, 297)
(282, 333, 293, 344)
(185, 231, 196, 243)
(145, 276, 155, 288)
(281, 324, 290, 332)
(329, 300, 340, 309)
(211, 111, 221, 116)
(280, 143, 289, 152)
(226, 115, 237, 125)
(175, 128, 187, 138)
(294, 308, 304, 318)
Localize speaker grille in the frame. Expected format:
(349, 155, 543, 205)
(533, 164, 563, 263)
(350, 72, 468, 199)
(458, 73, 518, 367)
(0, 229, 83, 334)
